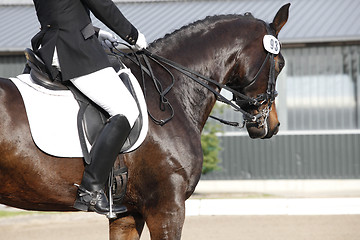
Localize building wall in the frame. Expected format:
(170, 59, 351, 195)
(216, 45, 360, 133)
(0, 54, 26, 79)
(202, 44, 360, 180)
(201, 133, 360, 180)
(1, 44, 360, 180)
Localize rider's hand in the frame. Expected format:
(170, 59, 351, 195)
(134, 31, 148, 50)
(98, 29, 118, 49)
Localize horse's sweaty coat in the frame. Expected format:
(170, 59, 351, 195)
(10, 72, 148, 157)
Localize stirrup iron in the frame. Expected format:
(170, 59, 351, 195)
(107, 167, 116, 219)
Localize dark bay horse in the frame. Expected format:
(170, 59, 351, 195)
(0, 4, 289, 240)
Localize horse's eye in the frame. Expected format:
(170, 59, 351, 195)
(278, 61, 285, 71)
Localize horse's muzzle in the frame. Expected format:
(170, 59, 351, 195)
(246, 119, 279, 139)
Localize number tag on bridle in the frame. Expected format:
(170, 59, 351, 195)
(263, 35, 280, 54)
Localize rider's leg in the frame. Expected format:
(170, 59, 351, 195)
(74, 114, 131, 214)
(71, 67, 139, 215)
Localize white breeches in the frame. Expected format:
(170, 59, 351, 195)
(52, 48, 139, 127)
(70, 67, 140, 127)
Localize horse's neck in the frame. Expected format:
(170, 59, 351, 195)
(156, 42, 230, 131)
(175, 56, 220, 131)
(146, 16, 247, 131)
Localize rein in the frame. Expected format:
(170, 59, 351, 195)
(110, 36, 278, 127)
(140, 49, 262, 121)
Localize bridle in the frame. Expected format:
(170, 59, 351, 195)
(110, 24, 280, 127)
(231, 51, 278, 127)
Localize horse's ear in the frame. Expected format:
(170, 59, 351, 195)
(270, 3, 290, 36)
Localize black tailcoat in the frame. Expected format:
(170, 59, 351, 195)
(31, 0, 138, 81)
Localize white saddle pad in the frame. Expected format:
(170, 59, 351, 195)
(10, 73, 148, 158)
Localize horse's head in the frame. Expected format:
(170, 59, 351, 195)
(224, 4, 290, 139)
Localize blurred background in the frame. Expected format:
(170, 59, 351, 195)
(0, 0, 359, 182)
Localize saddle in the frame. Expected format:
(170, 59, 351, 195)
(23, 48, 145, 202)
(23, 48, 143, 154)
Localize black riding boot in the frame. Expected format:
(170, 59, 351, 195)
(74, 114, 131, 215)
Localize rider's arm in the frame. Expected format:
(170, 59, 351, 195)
(82, 0, 138, 45)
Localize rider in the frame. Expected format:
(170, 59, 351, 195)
(31, 0, 147, 215)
